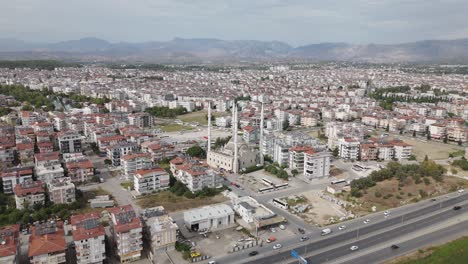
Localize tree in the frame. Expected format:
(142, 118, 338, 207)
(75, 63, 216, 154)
(21, 104, 34, 111)
(332, 147, 339, 157)
(291, 169, 299, 177)
(104, 159, 112, 165)
(412, 130, 416, 137)
(186, 145, 206, 158)
(443, 135, 448, 144)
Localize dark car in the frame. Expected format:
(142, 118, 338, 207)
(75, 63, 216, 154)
(249, 251, 258, 256)
(391, 244, 400, 249)
(298, 228, 305, 234)
(453, 206, 462, 210)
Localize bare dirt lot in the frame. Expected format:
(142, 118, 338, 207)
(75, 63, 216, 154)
(281, 190, 348, 226)
(136, 191, 228, 212)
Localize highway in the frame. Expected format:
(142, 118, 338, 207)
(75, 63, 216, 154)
(333, 218, 468, 264)
(216, 191, 468, 264)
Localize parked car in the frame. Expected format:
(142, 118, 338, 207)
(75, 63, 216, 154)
(363, 219, 370, 224)
(300, 236, 309, 242)
(350, 245, 359, 251)
(298, 228, 305, 234)
(249, 251, 258, 256)
(453, 206, 462, 210)
(338, 225, 346, 230)
(391, 244, 400, 249)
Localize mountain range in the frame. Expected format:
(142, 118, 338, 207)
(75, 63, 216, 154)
(1, 37, 468, 63)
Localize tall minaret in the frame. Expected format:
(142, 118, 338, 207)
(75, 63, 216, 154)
(207, 101, 212, 153)
(233, 102, 239, 174)
(259, 101, 265, 165)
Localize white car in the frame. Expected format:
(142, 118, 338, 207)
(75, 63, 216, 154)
(270, 228, 277, 233)
(338, 225, 346, 230)
(350, 245, 359, 251)
(273, 244, 282, 250)
(363, 219, 370, 224)
(384, 211, 390, 215)
(458, 189, 465, 193)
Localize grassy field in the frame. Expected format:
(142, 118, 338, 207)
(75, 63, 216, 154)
(388, 236, 468, 264)
(136, 191, 228, 212)
(403, 138, 460, 161)
(159, 123, 194, 132)
(344, 176, 468, 215)
(177, 110, 229, 125)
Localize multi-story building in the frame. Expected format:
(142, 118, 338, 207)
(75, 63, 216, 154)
(338, 137, 360, 160)
(34, 152, 65, 184)
(360, 143, 378, 161)
(65, 159, 95, 183)
(134, 168, 170, 195)
(108, 205, 143, 263)
(57, 131, 82, 153)
(28, 221, 66, 264)
(16, 142, 34, 165)
(242, 125, 259, 143)
(303, 150, 331, 181)
(288, 146, 314, 173)
(128, 112, 154, 128)
(14, 180, 45, 210)
(215, 116, 231, 128)
(173, 158, 222, 192)
(106, 143, 139, 167)
(141, 207, 178, 261)
(0, 142, 15, 168)
(121, 152, 152, 179)
(429, 123, 447, 140)
(71, 212, 106, 264)
(47, 177, 76, 205)
(273, 142, 290, 166)
(393, 141, 413, 161)
(0, 167, 33, 194)
(0, 224, 20, 264)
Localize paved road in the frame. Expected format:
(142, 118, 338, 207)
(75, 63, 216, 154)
(335, 217, 468, 264)
(215, 191, 468, 264)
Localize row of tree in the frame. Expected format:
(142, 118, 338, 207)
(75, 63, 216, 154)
(0, 60, 81, 70)
(145, 106, 187, 117)
(264, 164, 289, 179)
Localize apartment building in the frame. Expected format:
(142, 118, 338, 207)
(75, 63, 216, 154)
(338, 137, 360, 161)
(0, 224, 20, 264)
(173, 159, 222, 192)
(34, 152, 65, 183)
(121, 152, 152, 179)
(47, 177, 76, 205)
(0, 167, 33, 194)
(215, 116, 231, 128)
(0, 142, 15, 168)
(57, 131, 83, 153)
(28, 221, 66, 264)
(134, 168, 170, 195)
(242, 125, 259, 143)
(429, 123, 447, 140)
(108, 205, 143, 263)
(71, 212, 106, 264)
(303, 150, 331, 181)
(65, 159, 95, 183)
(288, 145, 314, 173)
(107, 143, 139, 167)
(142, 207, 178, 260)
(128, 112, 154, 128)
(14, 180, 45, 210)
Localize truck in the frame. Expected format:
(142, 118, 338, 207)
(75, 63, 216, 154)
(266, 236, 276, 243)
(321, 228, 332, 236)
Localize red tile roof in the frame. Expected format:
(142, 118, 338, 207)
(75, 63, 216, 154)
(65, 159, 94, 170)
(0, 224, 19, 258)
(13, 181, 44, 197)
(71, 212, 105, 241)
(28, 222, 66, 257)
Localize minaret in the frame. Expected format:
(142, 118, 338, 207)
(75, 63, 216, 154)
(259, 101, 265, 165)
(207, 101, 212, 153)
(233, 102, 239, 174)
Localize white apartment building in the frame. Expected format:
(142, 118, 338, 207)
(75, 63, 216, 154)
(121, 152, 153, 179)
(0, 167, 33, 194)
(107, 142, 139, 167)
(47, 177, 76, 205)
(14, 180, 45, 210)
(338, 137, 360, 160)
(142, 207, 178, 260)
(215, 116, 232, 128)
(71, 212, 106, 264)
(134, 168, 170, 195)
(393, 142, 413, 161)
(273, 142, 290, 166)
(303, 150, 331, 181)
(57, 131, 82, 153)
(108, 205, 143, 263)
(174, 162, 222, 192)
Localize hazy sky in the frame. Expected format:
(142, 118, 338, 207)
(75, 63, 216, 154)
(1, 0, 467, 46)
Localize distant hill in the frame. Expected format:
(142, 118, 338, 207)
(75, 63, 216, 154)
(1, 37, 468, 63)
